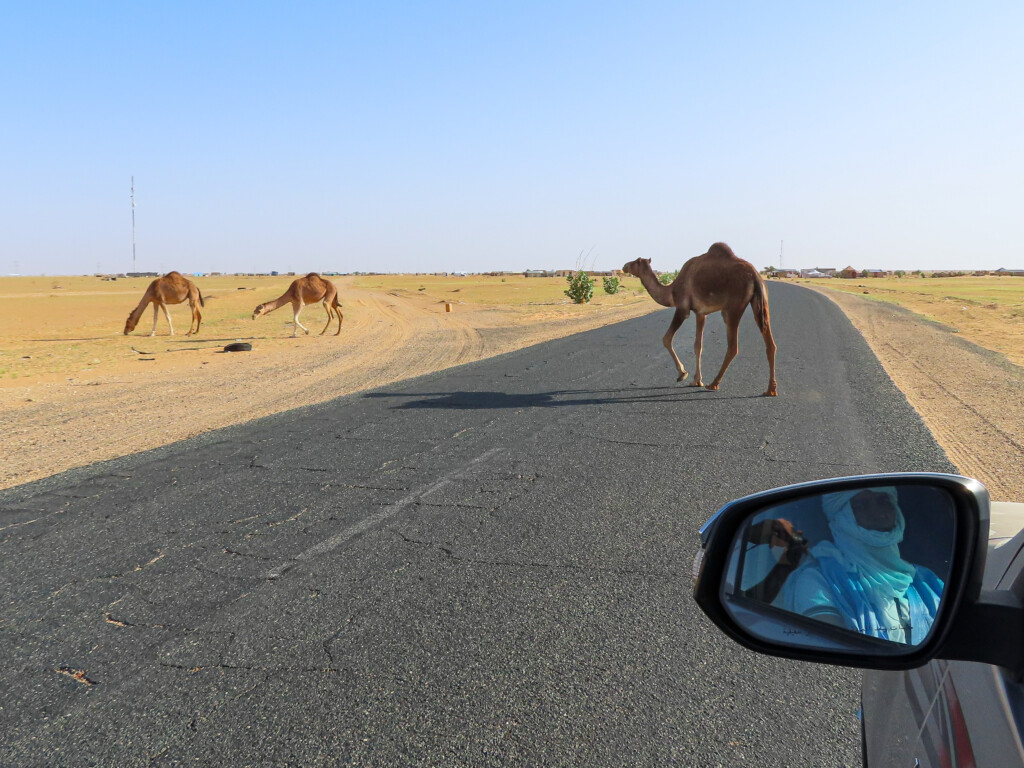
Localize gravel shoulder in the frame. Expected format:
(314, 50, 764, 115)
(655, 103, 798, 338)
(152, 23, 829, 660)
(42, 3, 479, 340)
(807, 284, 1024, 501)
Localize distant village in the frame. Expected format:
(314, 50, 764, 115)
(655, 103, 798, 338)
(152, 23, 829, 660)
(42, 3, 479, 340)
(96, 269, 626, 280)
(763, 266, 1024, 279)
(88, 265, 1024, 281)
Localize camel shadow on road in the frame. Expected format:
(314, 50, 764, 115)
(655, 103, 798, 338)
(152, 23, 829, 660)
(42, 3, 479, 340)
(363, 386, 761, 410)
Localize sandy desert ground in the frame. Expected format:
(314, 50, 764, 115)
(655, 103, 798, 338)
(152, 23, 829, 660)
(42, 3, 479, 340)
(800, 275, 1024, 368)
(0, 273, 658, 488)
(3, 273, 1023, 501)
(806, 280, 1024, 501)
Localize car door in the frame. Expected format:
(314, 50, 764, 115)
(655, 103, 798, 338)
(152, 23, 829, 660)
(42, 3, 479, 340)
(861, 502, 1024, 767)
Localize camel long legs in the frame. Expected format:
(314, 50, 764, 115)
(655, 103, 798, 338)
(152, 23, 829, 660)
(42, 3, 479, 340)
(292, 301, 310, 337)
(187, 301, 202, 336)
(318, 300, 342, 336)
(756, 320, 778, 397)
(148, 303, 174, 336)
(318, 288, 343, 336)
(690, 313, 707, 387)
(662, 309, 688, 382)
(164, 304, 175, 335)
(319, 303, 332, 335)
(706, 308, 742, 391)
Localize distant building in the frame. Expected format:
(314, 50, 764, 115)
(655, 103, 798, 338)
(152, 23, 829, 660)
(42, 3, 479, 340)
(839, 266, 858, 279)
(800, 269, 833, 278)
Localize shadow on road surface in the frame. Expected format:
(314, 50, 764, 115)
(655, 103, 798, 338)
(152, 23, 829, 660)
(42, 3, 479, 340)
(363, 386, 761, 410)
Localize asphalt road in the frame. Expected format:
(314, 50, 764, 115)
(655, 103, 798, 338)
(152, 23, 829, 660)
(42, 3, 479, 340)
(1, 282, 954, 767)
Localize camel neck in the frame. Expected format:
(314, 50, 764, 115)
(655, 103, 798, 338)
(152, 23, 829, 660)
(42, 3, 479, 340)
(637, 268, 675, 307)
(127, 293, 151, 324)
(265, 293, 293, 311)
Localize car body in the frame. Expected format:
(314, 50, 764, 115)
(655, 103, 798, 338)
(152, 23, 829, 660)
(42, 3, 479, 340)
(860, 500, 1024, 767)
(693, 473, 1024, 767)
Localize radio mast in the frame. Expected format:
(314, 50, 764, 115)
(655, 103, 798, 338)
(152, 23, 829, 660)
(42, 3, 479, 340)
(130, 177, 137, 273)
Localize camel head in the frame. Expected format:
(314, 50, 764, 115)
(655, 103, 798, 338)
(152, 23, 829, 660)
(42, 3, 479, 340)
(252, 303, 268, 320)
(621, 257, 651, 277)
(123, 313, 138, 335)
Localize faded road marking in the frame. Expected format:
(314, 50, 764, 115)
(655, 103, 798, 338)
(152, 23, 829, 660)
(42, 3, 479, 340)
(265, 447, 501, 579)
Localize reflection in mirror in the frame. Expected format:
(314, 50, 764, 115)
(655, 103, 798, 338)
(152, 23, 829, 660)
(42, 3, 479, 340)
(722, 484, 956, 651)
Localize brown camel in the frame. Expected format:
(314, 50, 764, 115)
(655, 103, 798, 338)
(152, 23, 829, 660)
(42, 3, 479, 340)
(623, 242, 778, 396)
(252, 273, 343, 337)
(123, 271, 204, 336)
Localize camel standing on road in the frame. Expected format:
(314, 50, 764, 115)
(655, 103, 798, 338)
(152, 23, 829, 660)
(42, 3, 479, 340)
(252, 273, 343, 337)
(623, 242, 778, 396)
(123, 271, 205, 336)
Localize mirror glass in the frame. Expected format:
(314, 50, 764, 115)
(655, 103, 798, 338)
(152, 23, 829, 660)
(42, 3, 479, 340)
(720, 484, 956, 652)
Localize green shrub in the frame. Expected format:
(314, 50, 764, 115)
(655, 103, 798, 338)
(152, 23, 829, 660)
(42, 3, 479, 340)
(564, 271, 595, 304)
(602, 276, 620, 295)
(658, 270, 678, 285)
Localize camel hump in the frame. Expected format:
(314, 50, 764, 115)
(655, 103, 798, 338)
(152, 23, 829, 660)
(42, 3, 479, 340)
(164, 270, 183, 278)
(707, 242, 737, 258)
(305, 272, 320, 279)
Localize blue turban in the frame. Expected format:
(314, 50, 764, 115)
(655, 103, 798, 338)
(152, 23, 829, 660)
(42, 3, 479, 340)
(815, 486, 915, 600)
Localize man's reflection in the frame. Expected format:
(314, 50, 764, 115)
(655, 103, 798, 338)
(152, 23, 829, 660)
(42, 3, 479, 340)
(755, 488, 945, 644)
(742, 517, 809, 603)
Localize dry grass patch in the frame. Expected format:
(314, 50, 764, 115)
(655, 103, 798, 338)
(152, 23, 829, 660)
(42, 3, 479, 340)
(796, 275, 1024, 368)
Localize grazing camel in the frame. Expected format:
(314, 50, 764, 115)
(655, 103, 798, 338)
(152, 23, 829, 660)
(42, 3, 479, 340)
(623, 242, 778, 396)
(252, 273, 343, 337)
(124, 271, 204, 336)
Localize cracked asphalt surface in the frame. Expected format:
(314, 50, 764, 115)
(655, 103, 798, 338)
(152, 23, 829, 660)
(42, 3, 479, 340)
(0, 282, 953, 767)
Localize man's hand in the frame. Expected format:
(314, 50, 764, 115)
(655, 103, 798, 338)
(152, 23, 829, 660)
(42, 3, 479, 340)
(748, 518, 798, 546)
(747, 518, 808, 568)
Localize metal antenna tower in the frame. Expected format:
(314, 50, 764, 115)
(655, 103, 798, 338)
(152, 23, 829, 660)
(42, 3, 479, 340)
(130, 177, 137, 273)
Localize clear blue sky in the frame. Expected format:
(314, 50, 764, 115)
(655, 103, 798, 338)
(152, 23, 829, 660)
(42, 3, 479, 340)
(2, 2, 1022, 275)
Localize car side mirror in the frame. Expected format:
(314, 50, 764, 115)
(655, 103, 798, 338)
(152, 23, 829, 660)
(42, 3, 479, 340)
(694, 473, 1024, 672)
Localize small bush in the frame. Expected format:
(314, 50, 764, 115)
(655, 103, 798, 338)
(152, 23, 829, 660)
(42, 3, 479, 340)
(564, 271, 595, 304)
(658, 270, 678, 285)
(602, 276, 620, 295)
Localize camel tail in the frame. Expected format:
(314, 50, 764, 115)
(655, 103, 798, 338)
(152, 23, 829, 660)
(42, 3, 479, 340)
(750, 277, 771, 333)
(198, 288, 205, 307)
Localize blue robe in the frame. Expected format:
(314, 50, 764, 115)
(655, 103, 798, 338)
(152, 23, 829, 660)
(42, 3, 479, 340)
(782, 555, 944, 645)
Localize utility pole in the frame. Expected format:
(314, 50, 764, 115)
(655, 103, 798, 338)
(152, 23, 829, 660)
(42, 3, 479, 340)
(130, 177, 137, 273)
(779, 240, 784, 270)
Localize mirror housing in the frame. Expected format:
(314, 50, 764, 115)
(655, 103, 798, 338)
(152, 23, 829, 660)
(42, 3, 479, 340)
(693, 473, 1024, 671)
